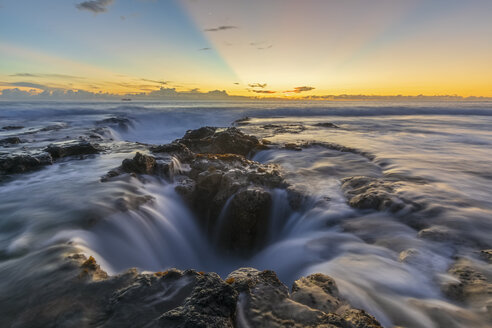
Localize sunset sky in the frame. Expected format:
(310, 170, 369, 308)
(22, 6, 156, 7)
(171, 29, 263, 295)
(1, 0, 491, 99)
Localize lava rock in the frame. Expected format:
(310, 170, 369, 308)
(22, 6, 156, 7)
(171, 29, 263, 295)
(121, 152, 157, 175)
(0, 137, 22, 145)
(45, 141, 101, 159)
(105, 127, 297, 256)
(291, 273, 343, 313)
(341, 176, 421, 213)
(218, 187, 272, 254)
(314, 122, 340, 128)
(96, 117, 132, 131)
(232, 116, 251, 126)
(2, 125, 24, 130)
(442, 257, 492, 309)
(480, 250, 492, 264)
(262, 123, 306, 134)
(0, 153, 53, 174)
(284, 143, 302, 151)
(1, 253, 382, 328)
(150, 142, 195, 161)
(226, 268, 382, 328)
(177, 127, 266, 156)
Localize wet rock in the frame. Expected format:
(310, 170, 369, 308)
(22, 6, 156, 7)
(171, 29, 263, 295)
(79, 255, 109, 281)
(45, 141, 101, 159)
(2, 253, 382, 328)
(218, 187, 272, 254)
(480, 250, 492, 264)
(0, 153, 53, 174)
(177, 126, 267, 156)
(284, 143, 303, 151)
(442, 258, 492, 309)
(158, 271, 237, 327)
(96, 117, 132, 131)
(101, 152, 170, 181)
(227, 268, 382, 328)
(2, 125, 24, 130)
(174, 177, 196, 202)
(0, 137, 22, 145)
(291, 273, 343, 313)
(150, 142, 195, 161)
(121, 152, 157, 175)
(286, 186, 306, 210)
(315, 122, 340, 128)
(39, 123, 68, 132)
(232, 116, 251, 126)
(341, 309, 382, 328)
(262, 123, 306, 134)
(341, 176, 419, 212)
(114, 194, 155, 212)
(180, 154, 287, 254)
(281, 141, 375, 161)
(106, 127, 297, 255)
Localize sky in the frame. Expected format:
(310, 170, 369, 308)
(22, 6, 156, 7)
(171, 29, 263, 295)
(1, 0, 491, 99)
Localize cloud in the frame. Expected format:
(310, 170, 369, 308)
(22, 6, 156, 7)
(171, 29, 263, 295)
(250, 41, 273, 50)
(140, 78, 168, 85)
(248, 83, 267, 88)
(4, 81, 51, 90)
(0, 87, 248, 101)
(250, 90, 276, 94)
(76, 0, 114, 13)
(198, 47, 211, 51)
(0, 88, 36, 98)
(204, 26, 238, 32)
(288, 86, 315, 93)
(9, 73, 84, 80)
(233, 82, 240, 85)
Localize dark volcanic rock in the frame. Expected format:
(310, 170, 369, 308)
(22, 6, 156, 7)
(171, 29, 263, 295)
(181, 154, 287, 255)
(96, 117, 132, 131)
(226, 268, 382, 328)
(480, 250, 492, 264)
(2, 125, 24, 130)
(262, 123, 306, 134)
(232, 116, 251, 126)
(150, 142, 194, 161)
(101, 152, 169, 181)
(341, 176, 400, 211)
(218, 187, 272, 253)
(121, 152, 158, 175)
(158, 270, 237, 327)
(284, 143, 303, 151)
(45, 141, 101, 159)
(177, 127, 266, 156)
(1, 254, 382, 328)
(0, 137, 22, 145)
(442, 257, 492, 310)
(341, 176, 420, 213)
(39, 124, 67, 132)
(0, 153, 53, 174)
(315, 122, 340, 128)
(282, 141, 375, 161)
(291, 274, 381, 327)
(105, 127, 293, 255)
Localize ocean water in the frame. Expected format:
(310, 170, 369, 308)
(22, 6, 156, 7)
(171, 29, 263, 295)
(0, 100, 491, 327)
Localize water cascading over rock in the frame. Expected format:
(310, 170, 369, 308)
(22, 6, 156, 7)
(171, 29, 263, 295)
(103, 127, 301, 256)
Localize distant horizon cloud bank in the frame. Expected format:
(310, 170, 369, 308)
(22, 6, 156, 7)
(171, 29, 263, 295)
(1, 87, 490, 102)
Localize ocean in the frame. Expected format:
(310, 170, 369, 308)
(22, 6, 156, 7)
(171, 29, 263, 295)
(1, 100, 491, 327)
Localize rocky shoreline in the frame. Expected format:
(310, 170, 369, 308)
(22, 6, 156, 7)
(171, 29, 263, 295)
(1, 118, 492, 327)
(2, 251, 382, 328)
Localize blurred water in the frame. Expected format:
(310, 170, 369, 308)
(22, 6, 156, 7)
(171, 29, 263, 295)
(1, 100, 491, 327)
